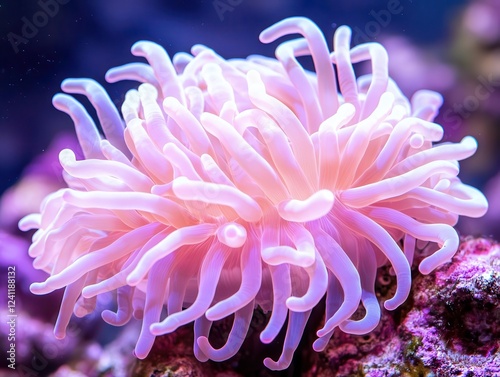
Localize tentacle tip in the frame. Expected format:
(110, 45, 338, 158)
(18, 216, 33, 232)
(138, 82, 158, 96)
(60, 77, 76, 89)
(81, 287, 95, 299)
(196, 336, 211, 353)
(217, 222, 247, 248)
(246, 69, 262, 83)
(133, 347, 149, 360)
(162, 96, 179, 109)
(73, 306, 89, 318)
(31, 259, 44, 270)
(51, 93, 68, 108)
(29, 282, 47, 294)
(462, 135, 477, 147)
(133, 309, 144, 320)
(383, 299, 400, 311)
(336, 24, 353, 35)
(205, 306, 229, 322)
(316, 328, 329, 338)
(258, 30, 272, 44)
(61, 189, 73, 202)
(312, 338, 328, 353)
(259, 332, 273, 344)
(339, 101, 356, 114)
(418, 260, 438, 275)
(101, 310, 116, 324)
(59, 148, 76, 165)
(259, 17, 309, 45)
(104, 69, 117, 83)
(54, 329, 66, 340)
(285, 297, 305, 312)
(130, 41, 146, 54)
(150, 323, 167, 336)
(472, 199, 489, 218)
(263, 357, 288, 371)
(263, 357, 278, 370)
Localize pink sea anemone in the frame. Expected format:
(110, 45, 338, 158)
(19, 17, 488, 370)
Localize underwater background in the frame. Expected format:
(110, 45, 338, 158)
(2, 1, 499, 236)
(0, 1, 499, 376)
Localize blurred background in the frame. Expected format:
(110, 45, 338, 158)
(1, 0, 498, 191)
(1, 0, 499, 236)
(0, 0, 499, 375)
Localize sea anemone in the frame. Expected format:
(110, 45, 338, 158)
(19, 17, 488, 370)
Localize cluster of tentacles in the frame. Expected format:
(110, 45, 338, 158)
(20, 17, 487, 370)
